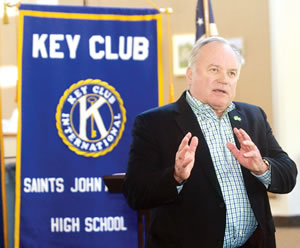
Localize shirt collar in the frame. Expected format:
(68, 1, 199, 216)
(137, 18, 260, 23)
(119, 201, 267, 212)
(186, 90, 235, 119)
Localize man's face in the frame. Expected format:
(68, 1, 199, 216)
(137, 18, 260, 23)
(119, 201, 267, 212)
(186, 41, 240, 117)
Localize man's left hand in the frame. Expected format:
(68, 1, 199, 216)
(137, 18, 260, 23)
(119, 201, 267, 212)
(226, 128, 268, 175)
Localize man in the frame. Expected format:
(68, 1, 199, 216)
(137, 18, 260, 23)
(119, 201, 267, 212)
(123, 37, 297, 248)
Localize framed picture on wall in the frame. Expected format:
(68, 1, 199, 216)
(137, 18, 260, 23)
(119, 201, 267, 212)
(172, 34, 195, 76)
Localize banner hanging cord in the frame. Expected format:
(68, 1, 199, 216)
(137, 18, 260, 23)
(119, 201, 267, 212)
(3, 2, 9, 24)
(145, 0, 160, 12)
(2, 1, 20, 24)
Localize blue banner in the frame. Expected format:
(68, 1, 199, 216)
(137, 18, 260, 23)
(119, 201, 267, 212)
(16, 4, 163, 247)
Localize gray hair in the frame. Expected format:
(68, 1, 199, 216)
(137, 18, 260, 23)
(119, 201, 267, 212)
(188, 36, 245, 68)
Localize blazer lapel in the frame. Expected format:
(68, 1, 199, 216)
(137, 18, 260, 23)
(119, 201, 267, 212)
(174, 93, 223, 199)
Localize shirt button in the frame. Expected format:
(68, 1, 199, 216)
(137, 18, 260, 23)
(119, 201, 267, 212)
(239, 231, 243, 236)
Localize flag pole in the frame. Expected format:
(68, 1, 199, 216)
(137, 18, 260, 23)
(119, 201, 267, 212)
(203, 0, 211, 37)
(0, 89, 9, 248)
(3, 1, 20, 104)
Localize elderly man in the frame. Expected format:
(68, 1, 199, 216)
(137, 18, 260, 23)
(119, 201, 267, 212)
(123, 37, 297, 248)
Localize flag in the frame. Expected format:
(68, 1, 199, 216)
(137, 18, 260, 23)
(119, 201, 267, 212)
(196, 0, 218, 40)
(0, 90, 8, 248)
(16, 4, 163, 247)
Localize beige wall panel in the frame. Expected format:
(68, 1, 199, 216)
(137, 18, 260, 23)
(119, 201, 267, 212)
(213, 0, 272, 124)
(1, 87, 17, 119)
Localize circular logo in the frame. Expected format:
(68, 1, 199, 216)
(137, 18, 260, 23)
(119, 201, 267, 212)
(56, 79, 126, 157)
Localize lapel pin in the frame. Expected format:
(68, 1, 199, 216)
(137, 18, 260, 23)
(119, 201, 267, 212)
(233, 115, 242, 122)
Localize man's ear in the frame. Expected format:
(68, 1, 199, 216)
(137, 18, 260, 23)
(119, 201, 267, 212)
(186, 67, 193, 86)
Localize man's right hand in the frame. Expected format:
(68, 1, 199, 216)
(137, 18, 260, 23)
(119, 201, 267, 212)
(174, 132, 198, 184)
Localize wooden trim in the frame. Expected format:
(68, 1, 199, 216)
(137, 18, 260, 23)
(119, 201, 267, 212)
(3, 133, 17, 137)
(273, 216, 300, 227)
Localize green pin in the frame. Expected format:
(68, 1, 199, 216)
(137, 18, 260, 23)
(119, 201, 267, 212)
(233, 115, 242, 121)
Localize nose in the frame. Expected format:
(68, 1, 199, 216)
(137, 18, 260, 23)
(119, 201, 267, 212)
(218, 71, 229, 84)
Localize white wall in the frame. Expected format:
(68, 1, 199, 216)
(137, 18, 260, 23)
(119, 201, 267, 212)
(269, 0, 300, 216)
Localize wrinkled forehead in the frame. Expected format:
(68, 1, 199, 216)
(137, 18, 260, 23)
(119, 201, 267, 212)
(197, 41, 240, 69)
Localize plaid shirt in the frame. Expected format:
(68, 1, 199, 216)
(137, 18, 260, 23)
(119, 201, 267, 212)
(185, 91, 271, 247)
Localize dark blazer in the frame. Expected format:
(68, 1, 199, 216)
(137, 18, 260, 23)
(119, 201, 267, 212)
(123, 92, 297, 248)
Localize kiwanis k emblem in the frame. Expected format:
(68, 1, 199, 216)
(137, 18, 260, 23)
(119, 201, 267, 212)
(56, 79, 126, 157)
